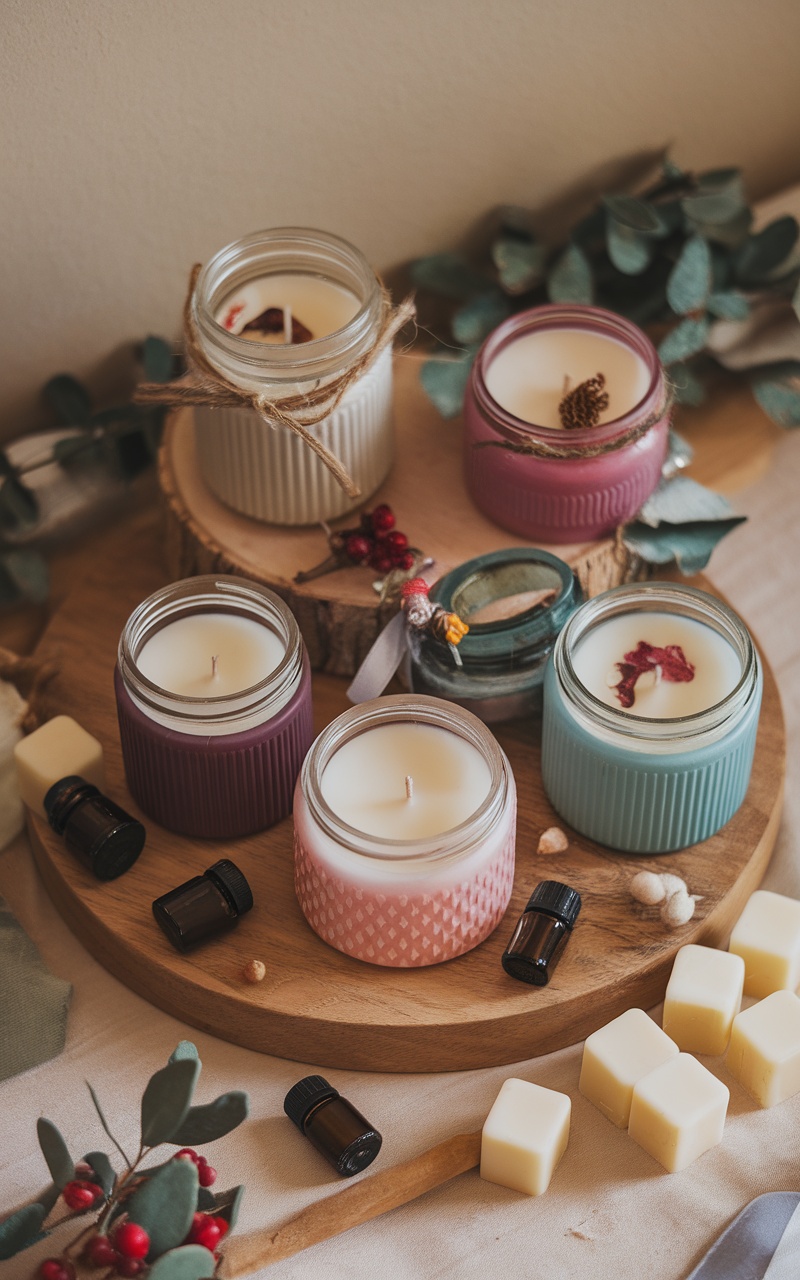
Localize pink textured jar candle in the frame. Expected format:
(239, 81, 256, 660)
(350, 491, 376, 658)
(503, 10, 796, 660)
(463, 304, 670, 543)
(293, 695, 516, 967)
(116, 576, 313, 839)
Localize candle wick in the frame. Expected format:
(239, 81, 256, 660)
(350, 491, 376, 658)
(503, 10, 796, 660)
(211, 654, 219, 678)
(562, 374, 571, 397)
(283, 305, 292, 344)
(405, 775, 414, 801)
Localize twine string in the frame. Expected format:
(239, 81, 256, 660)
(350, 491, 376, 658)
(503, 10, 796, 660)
(473, 390, 673, 461)
(135, 263, 416, 498)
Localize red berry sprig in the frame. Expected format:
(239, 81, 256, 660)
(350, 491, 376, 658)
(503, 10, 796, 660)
(113, 1223, 150, 1260)
(296, 503, 417, 583)
(173, 1146, 217, 1187)
(39, 1262, 75, 1280)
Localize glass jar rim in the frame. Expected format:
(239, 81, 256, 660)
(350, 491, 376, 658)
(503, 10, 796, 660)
(192, 227, 382, 382)
(553, 581, 758, 741)
(431, 547, 581, 663)
(471, 303, 665, 445)
(118, 575, 305, 729)
(301, 694, 509, 862)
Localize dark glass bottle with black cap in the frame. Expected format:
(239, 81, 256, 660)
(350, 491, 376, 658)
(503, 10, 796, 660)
(501, 880, 582, 986)
(44, 775, 145, 881)
(152, 859, 254, 952)
(284, 1075, 382, 1176)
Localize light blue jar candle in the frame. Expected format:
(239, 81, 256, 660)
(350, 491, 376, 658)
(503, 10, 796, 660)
(541, 583, 762, 853)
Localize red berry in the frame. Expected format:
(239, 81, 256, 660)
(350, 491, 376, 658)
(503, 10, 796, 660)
(63, 1179, 103, 1211)
(370, 503, 395, 533)
(113, 1223, 150, 1260)
(397, 551, 415, 571)
(115, 1259, 144, 1278)
(174, 1147, 200, 1165)
(39, 1261, 74, 1280)
(211, 1215, 230, 1239)
(197, 1158, 217, 1188)
(383, 530, 408, 554)
(368, 553, 393, 575)
(344, 533, 372, 565)
(84, 1235, 118, 1267)
(193, 1220, 222, 1252)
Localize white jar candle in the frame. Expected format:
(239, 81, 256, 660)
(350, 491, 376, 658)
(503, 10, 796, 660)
(136, 613, 286, 703)
(293, 695, 517, 967)
(192, 228, 394, 526)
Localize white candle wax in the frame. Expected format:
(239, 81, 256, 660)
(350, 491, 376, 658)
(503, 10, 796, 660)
(136, 613, 285, 697)
(573, 612, 741, 718)
(485, 327, 650, 429)
(319, 722, 493, 841)
(217, 273, 360, 343)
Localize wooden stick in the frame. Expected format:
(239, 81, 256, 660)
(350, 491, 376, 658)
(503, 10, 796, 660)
(219, 1129, 483, 1277)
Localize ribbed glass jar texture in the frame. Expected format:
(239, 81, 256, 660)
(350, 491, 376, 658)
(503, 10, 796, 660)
(410, 548, 582, 723)
(293, 695, 517, 967)
(541, 583, 762, 853)
(116, 576, 313, 838)
(192, 228, 393, 525)
(463, 305, 669, 543)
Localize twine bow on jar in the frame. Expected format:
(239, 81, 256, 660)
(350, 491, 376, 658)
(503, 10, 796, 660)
(135, 264, 416, 498)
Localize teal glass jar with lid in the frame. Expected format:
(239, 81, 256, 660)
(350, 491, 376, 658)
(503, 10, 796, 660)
(541, 582, 762, 853)
(409, 548, 582, 723)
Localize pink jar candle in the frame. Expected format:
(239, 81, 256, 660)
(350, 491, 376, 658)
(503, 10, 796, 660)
(116, 576, 313, 839)
(293, 695, 516, 967)
(463, 304, 670, 543)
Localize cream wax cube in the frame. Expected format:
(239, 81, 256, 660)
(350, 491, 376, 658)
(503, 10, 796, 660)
(628, 1053, 729, 1173)
(729, 890, 800, 998)
(579, 1007, 679, 1127)
(14, 715, 104, 814)
(480, 1078, 571, 1196)
(727, 990, 800, 1107)
(663, 945, 745, 1056)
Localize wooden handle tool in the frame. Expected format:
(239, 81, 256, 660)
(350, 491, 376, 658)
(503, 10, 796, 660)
(219, 1128, 483, 1277)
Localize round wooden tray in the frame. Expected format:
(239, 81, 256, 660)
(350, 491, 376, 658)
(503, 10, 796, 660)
(28, 508, 785, 1072)
(159, 354, 649, 676)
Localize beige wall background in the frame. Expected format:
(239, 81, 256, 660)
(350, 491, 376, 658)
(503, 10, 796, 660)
(3, 0, 800, 433)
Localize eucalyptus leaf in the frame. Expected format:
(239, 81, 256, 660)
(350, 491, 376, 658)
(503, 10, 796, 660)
(213, 1184, 245, 1230)
(491, 236, 545, 293)
(36, 1117, 74, 1190)
(125, 1157, 198, 1259)
(666, 236, 712, 315)
(682, 190, 744, 226)
(35, 1184, 61, 1216)
(637, 475, 738, 527)
(83, 1150, 116, 1197)
(2, 550, 50, 604)
(707, 290, 749, 321)
(658, 316, 711, 365)
(42, 374, 93, 425)
(735, 216, 800, 282)
(662, 157, 686, 183)
(547, 243, 593, 304)
(452, 292, 510, 345)
(141, 1057, 201, 1148)
(668, 362, 706, 406)
(603, 195, 665, 235)
(0, 1203, 46, 1261)
(142, 335, 174, 383)
(410, 253, 492, 301)
(684, 206, 752, 249)
(606, 218, 653, 275)
(169, 1041, 200, 1064)
(0, 475, 39, 531)
(751, 363, 800, 427)
(419, 352, 475, 419)
(169, 1092, 249, 1146)
(623, 517, 745, 573)
(147, 1244, 216, 1280)
(196, 1187, 216, 1211)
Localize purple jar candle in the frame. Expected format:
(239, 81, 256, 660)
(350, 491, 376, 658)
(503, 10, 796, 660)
(463, 305, 670, 544)
(115, 576, 313, 838)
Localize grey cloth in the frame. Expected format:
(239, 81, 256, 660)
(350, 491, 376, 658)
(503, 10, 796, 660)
(0, 896, 72, 1081)
(687, 1194, 800, 1280)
